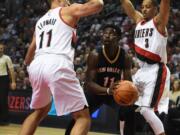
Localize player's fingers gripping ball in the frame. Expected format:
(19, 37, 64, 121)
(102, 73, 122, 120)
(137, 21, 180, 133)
(113, 80, 139, 106)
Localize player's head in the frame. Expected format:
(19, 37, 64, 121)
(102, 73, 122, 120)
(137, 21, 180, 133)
(101, 24, 121, 47)
(0, 43, 4, 57)
(141, 0, 158, 20)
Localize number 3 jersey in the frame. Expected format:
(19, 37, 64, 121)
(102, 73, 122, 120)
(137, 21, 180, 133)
(35, 7, 76, 62)
(134, 19, 168, 66)
(96, 46, 125, 88)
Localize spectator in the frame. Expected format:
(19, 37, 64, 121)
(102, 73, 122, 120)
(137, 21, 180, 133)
(0, 43, 16, 125)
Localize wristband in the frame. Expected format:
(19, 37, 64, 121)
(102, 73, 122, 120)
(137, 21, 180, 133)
(106, 88, 110, 95)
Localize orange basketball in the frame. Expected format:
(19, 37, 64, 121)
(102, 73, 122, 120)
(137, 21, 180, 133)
(113, 80, 139, 106)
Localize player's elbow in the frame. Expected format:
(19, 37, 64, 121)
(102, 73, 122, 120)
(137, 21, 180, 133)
(91, 1, 104, 13)
(95, 0, 104, 7)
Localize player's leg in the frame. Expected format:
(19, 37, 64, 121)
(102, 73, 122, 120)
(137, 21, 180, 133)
(51, 64, 91, 135)
(18, 102, 51, 135)
(71, 108, 91, 135)
(119, 105, 136, 135)
(140, 107, 165, 135)
(133, 64, 168, 135)
(65, 119, 76, 135)
(19, 58, 52, 135)
(65, 92, 103, 135)
(124, 106, 136, 135)
(119, 121, 125, 135)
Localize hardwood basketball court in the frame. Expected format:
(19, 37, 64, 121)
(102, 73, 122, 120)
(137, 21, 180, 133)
(0, 124, 115, 135)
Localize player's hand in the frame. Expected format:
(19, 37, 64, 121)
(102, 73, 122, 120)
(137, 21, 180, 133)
(109, 81, 120, 95)
(10, 82, 16, 90)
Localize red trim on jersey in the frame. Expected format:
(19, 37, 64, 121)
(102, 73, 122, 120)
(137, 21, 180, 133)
(140, 20, 147, 25)
(153, 18, 167, 37)
(59, 8, 76, 29)
(154, 64, 167, 111)
(134, 45, 161, 62)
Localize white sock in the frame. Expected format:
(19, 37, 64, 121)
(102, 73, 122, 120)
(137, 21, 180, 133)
(119, 121, 125, 135)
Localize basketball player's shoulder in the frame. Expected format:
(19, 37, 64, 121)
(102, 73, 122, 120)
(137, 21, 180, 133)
(89, 49, 99, 58)
(87, 48, 99, 63)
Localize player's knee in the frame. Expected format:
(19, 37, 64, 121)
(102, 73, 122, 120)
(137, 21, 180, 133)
(140, 107, 164, 135)
(34, 102, 52, 120)
(72, 108, 90, 121)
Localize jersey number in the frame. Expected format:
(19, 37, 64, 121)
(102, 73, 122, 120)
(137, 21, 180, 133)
(104, 77, 115, 87)
(39, 29, 52, 49)
(145, 38, 149, 48)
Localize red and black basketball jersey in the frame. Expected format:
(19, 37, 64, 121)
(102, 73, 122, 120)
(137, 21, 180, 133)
(96, 46, 125, 88)
(134, 19, 168, 65)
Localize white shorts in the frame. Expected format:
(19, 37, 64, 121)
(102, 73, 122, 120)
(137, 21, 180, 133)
(27, 54, 88, 116)
(133, 63, 170, 114)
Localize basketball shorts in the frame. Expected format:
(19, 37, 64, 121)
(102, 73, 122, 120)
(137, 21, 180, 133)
(133, 63, 170, 114)
(27, 54, 88, 116)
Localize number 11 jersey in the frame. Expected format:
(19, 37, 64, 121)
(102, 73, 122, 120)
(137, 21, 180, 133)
(35, 7, 76, 62)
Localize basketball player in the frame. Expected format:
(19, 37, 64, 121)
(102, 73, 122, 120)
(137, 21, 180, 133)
(120, 0, 170, 135)
(65, 24, 135, 135)
(0, 43, 16, 125)
(18, 0, 104, 135)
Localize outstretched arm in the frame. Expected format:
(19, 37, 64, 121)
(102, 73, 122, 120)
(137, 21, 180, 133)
(61, 0, 104, 27)
(154, 0, 170, 34)
(121, 0, 143, 24)
(67, 0, 104, 17)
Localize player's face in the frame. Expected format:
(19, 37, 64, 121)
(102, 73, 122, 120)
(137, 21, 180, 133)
(102, 27, 118, 46)
(0, 44, 4, 57)
(141, 0, 157, 20)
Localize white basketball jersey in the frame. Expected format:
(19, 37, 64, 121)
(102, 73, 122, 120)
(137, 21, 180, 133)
(35, 7, 77, 61)
(134, 19, 168, 64)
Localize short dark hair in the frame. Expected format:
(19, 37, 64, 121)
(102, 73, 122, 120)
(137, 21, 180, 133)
(101, 24, 121, 37)
(151, 0, 158, 7)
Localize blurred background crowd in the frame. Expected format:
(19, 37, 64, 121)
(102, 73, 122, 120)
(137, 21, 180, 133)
(0, 0, 180, 134)
(0, 0, 179, 114)
(0, 0, 179, 90)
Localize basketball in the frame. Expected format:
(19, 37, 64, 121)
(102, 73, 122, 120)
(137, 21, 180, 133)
(113, 80, 139, 106)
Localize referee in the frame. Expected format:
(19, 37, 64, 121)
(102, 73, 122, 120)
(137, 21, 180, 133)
(0, 43, 16, 125)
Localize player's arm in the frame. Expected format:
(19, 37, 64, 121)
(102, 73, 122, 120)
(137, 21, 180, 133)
(123, 53, 132, 81)
(66, 0, 103, 17)
(84, 51, 108, 95)
(121, 0, 143, 24)
(61, 0, 103, 26)
(24, 35, 36, 66)
(154, 0, 170, 34)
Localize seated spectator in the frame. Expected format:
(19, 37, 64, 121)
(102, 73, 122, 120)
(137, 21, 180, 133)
(167, 79, 180, 135)
(169, 79, 180, 107)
